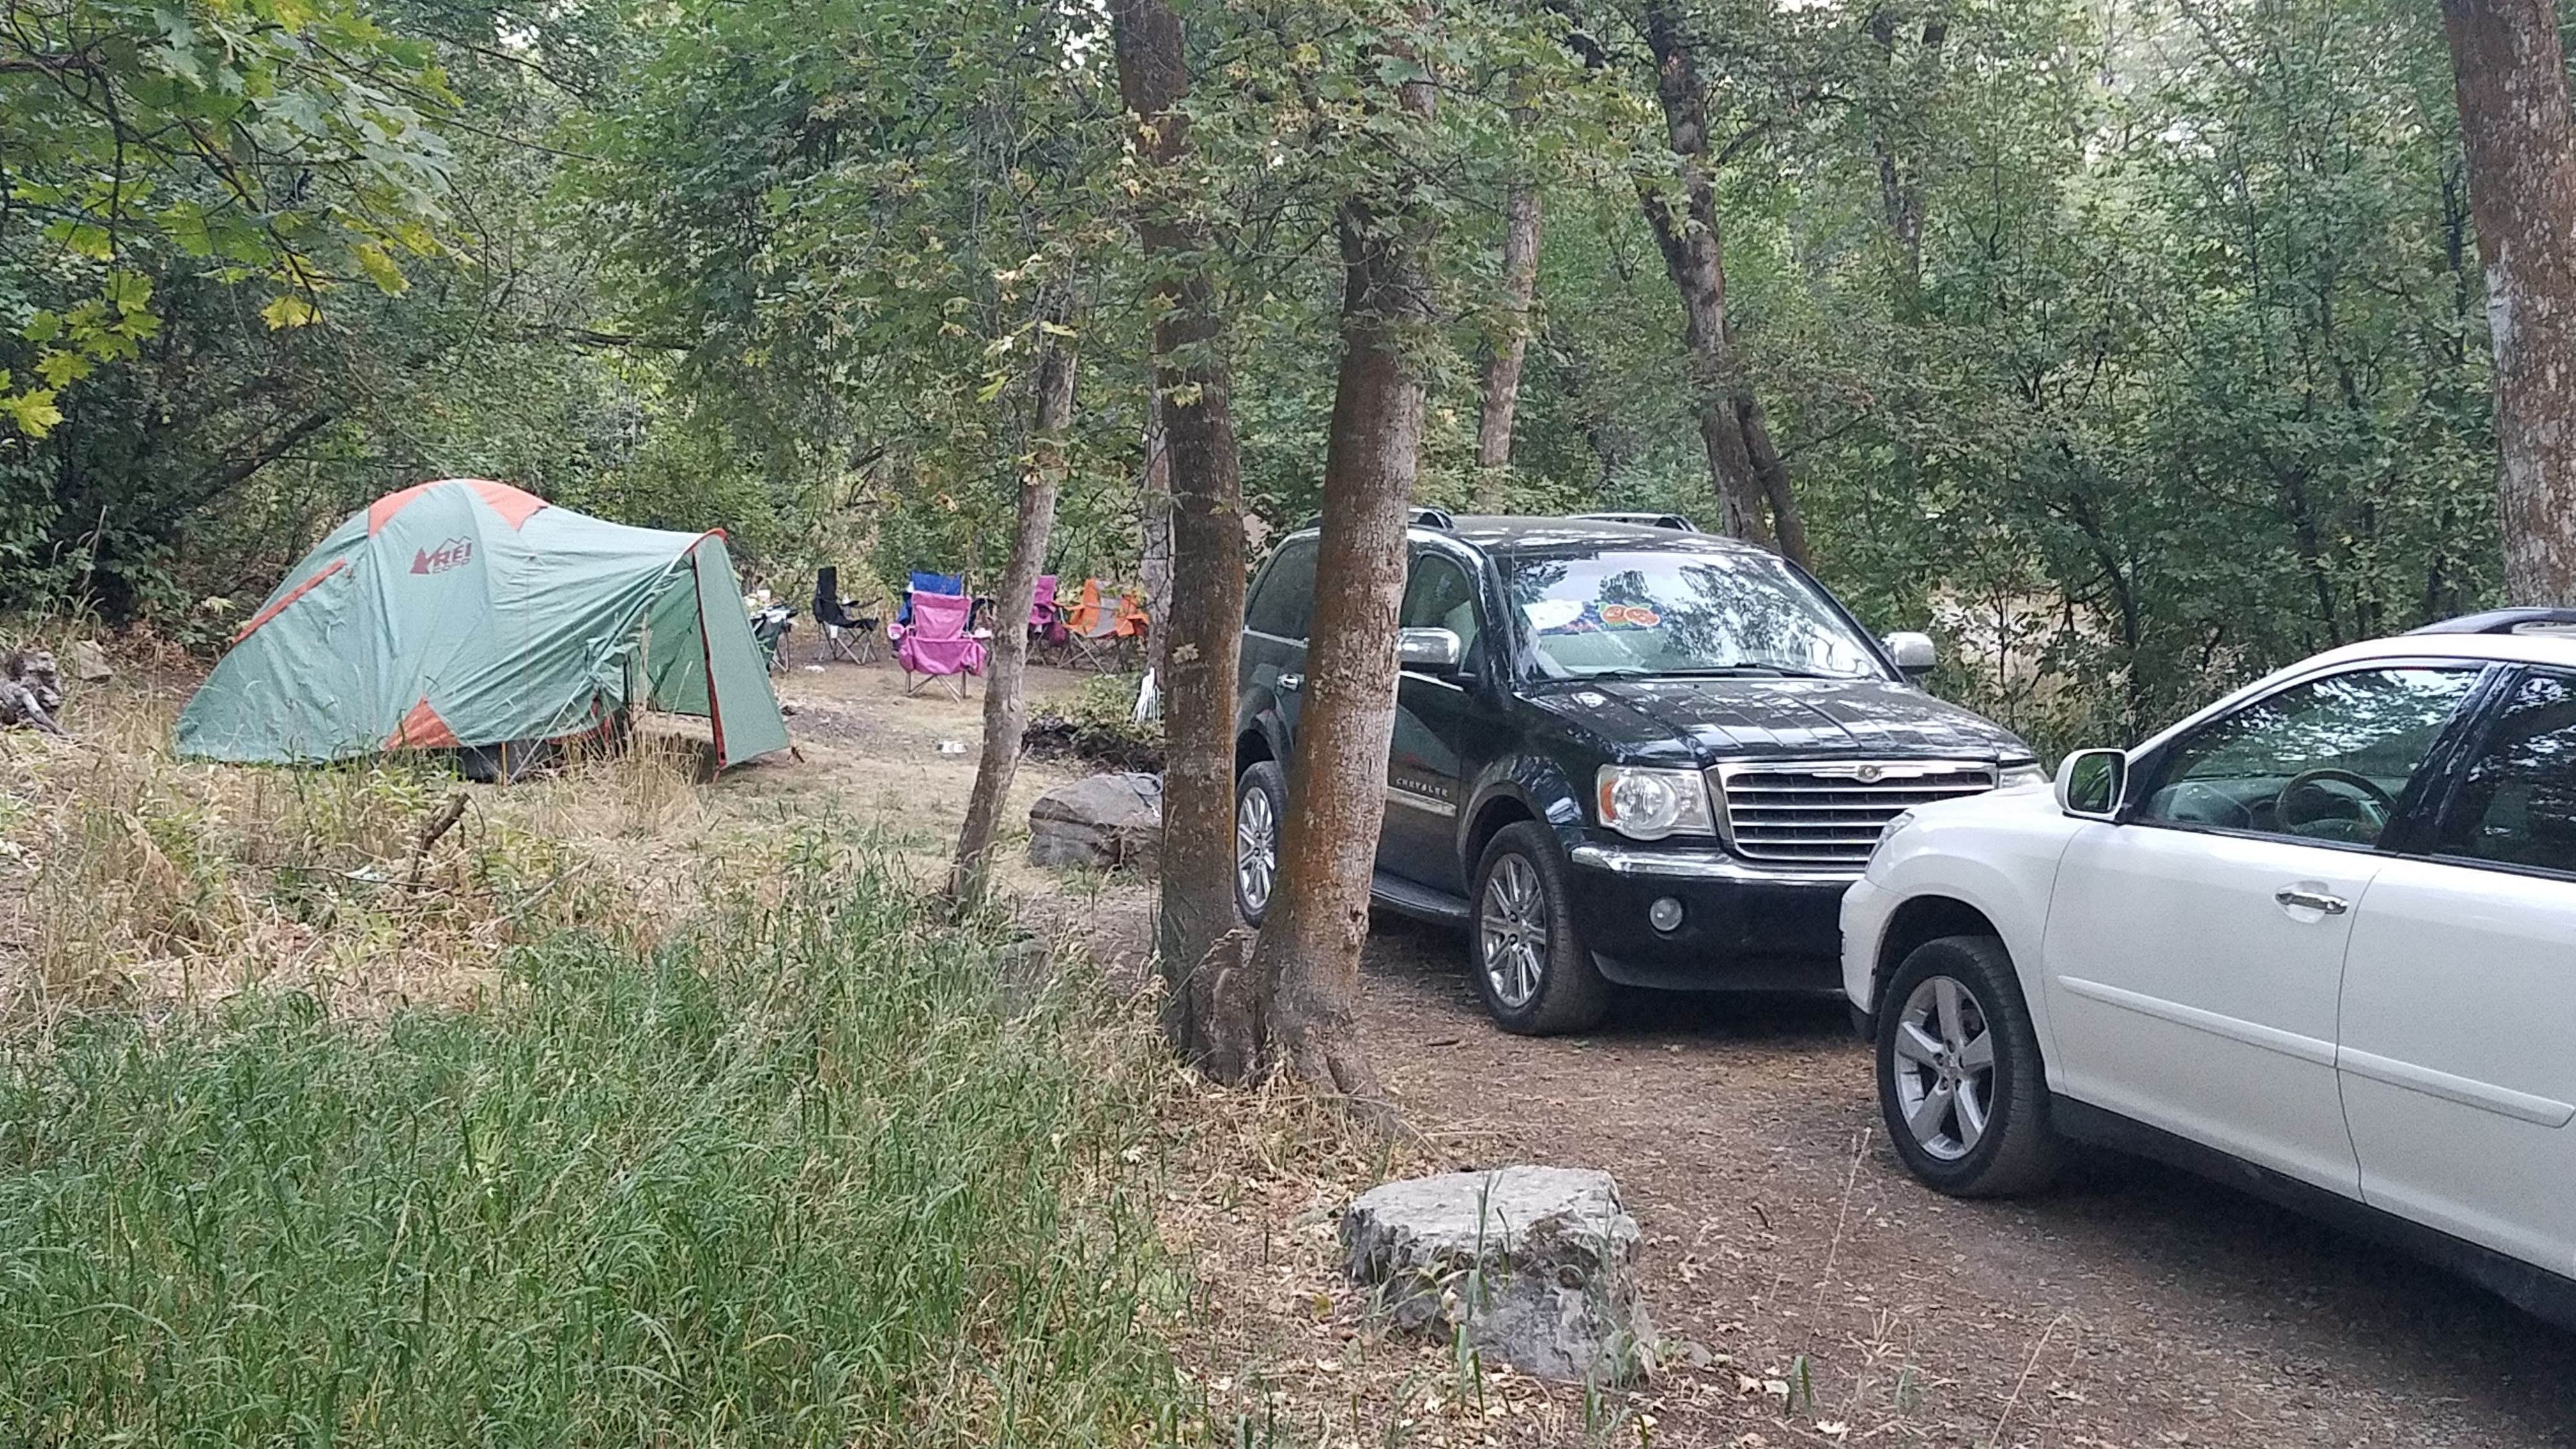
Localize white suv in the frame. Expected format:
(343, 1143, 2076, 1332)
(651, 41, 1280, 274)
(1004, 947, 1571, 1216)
(1841, 610, 2576, 1324)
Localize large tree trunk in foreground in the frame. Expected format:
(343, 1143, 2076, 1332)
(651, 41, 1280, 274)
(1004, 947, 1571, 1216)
(2443, 0, 2576, 604)
(1473, 180, 1543, 510)
(1110, 0, 1252, 1063)
(949, 328, 1078, 907)
(1637, 0, 1802, 558)
(1240, 74, 1439, 1101)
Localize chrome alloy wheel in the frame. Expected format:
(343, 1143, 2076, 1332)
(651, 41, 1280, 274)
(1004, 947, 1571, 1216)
(1236, 785, 1278, 914)
(1891, 975, 1997, 1161)
(1478, 854, 1547, 1009)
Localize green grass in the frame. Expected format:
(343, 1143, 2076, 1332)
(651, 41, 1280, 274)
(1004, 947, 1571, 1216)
(0, 841, 1184, 1446)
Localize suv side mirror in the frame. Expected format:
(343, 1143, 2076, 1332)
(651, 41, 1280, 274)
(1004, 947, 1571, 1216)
(1883, 630, 1937, 677)
(1397, 627, 1464, 673)
(2055, 749, 2128, 820)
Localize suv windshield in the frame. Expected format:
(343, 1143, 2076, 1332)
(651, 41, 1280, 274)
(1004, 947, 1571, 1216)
(1506, 549, 1887, 680)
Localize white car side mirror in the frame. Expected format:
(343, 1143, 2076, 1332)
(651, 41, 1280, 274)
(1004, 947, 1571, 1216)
(2055, 749, 2128, 821)
(1883, 631, 1936, 677)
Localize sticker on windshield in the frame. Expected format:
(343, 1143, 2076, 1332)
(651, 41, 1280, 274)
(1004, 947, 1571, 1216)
(1522, 599, 1586, 632)
(1598, 603, 1660, 629)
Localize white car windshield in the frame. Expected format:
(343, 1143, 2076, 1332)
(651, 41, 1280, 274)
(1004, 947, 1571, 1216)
(1507, 550, 1887, 680)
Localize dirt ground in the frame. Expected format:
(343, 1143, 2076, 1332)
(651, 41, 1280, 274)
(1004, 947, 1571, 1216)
(760, 657, 2576, 1449)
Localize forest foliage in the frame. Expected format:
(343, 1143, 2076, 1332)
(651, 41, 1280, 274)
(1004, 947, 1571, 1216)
(0, 0, 2506, 747)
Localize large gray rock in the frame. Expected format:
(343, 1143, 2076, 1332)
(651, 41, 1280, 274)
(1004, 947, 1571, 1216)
(1342, 1166, 1651, 1383)
(70, 640, 111, 682)
(1027, 772, 1161, 871)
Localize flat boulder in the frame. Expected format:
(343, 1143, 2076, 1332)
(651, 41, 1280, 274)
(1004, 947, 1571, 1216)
(1342, 1165, 1651, 1383)
(1027, 772, 1161, 871)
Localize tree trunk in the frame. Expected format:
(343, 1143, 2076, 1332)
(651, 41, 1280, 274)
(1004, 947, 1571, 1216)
(1867, 10, 1945, 317)
(1140, 387, 1175, 682)
(1737, 393, 1812, 568)
(949, 326, 1078, 907)
(1243, 183, 1432, 1100)
(1110, 0, 1252, 1061)
(2442, 0, 2576, 604)
(1636, 0, 1785, 551)
(1473, 180, 1543, 510)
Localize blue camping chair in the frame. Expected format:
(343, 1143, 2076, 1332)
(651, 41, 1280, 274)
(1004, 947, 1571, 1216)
(895, 570, 964, 627)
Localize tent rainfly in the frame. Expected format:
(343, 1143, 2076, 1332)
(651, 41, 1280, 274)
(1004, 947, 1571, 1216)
(178, 478, 789, 769)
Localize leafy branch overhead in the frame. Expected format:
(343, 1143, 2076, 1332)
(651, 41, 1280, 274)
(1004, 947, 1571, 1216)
(2, 0, 455, 434)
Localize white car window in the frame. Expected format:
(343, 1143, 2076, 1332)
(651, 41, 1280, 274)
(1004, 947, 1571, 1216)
(2435, 670, 2576, 877)
(2136, 666, 2480, 847)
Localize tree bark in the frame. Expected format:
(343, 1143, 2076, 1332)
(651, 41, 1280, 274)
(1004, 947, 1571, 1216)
(1243, 185, 1431, 1101)
(949, 325, 1078, 907)
(1110, 0, 1252, 1061)
(1636, 0, 1781, 550)
(1473, 180, 1543, 509)
(2442, 0, 2576, 604)
(1737, 393, 1812, 568)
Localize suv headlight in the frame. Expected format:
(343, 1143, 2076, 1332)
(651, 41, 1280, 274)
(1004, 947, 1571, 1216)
(1874, 809, 1917, 854)
(1997, 758, 2048, 788)
(1595, 766, 1717, 841)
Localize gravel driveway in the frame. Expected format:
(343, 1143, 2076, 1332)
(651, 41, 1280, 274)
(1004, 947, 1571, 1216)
(1359, 914, 2576, 1447)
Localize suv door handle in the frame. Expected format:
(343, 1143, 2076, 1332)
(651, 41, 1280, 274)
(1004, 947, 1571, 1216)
(2274, 886, 2350, 916)
(1277, 672, 1303, 694)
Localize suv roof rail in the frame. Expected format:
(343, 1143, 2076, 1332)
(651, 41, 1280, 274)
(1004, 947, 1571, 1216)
(1572, 511, 1698, 532)
(2409, 607, 2576, 636)
(1287, 506, 1456, 534)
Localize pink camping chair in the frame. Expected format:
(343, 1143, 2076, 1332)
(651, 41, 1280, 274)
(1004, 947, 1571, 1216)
(1030, 575, 1068, 651)
(892, 588, 986, 699)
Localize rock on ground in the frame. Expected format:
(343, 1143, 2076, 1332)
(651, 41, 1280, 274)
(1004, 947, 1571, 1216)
(71, 641, 111, 682)
(1342, 1165, 1651, 1383)
(1027, 772, 1160, 871)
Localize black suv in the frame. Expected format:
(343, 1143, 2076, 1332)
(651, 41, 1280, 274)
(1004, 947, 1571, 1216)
(1234, 514, 2041, 1034)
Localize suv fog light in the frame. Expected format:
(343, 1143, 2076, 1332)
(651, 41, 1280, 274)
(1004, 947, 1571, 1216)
(1648, 896, 1685, 933)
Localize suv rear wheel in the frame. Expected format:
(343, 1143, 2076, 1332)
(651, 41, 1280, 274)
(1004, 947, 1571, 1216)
(1874, 935, 2058, 1196)
(1234, 761, 1286, 925)
(1470, 823, 1611, 1036)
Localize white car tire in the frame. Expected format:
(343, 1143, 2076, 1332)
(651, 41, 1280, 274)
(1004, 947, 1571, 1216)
(1875, 935, 2060, 1197)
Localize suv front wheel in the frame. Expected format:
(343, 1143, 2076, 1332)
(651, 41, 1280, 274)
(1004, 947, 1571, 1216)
(1234, 761, 1287, 925)
(1874, 935, 2058, 1196)
(1470, 823, 1612, 1036)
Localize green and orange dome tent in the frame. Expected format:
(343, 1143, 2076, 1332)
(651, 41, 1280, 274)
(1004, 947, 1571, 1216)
(177, 479, 789, 770)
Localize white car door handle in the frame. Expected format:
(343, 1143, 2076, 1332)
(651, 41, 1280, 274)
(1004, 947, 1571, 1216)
(2274, 886, 2349, 916)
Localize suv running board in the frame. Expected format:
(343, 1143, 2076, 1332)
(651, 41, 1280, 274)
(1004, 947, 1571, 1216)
(1370, 871, 1472, 926)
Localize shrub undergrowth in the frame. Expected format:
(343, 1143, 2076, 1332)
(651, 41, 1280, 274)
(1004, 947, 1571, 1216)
(0, 844, 1185, 1445)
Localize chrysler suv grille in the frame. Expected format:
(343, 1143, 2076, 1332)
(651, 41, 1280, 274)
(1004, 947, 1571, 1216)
(1712, 760, 1999, 866)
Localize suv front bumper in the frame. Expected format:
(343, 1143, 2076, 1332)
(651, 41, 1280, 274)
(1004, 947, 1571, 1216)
(1562, 841, 1859, 992)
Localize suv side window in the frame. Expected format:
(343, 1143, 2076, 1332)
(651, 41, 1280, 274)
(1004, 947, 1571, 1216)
(1246, 539, 1318, 641)
(2135, 666, 2480, 847)
(2434, 669, 2576, 877)
(1400, 554, 1483, 663)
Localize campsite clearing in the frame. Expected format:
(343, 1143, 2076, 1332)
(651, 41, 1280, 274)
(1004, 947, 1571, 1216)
(8, 651, 2575, 1447)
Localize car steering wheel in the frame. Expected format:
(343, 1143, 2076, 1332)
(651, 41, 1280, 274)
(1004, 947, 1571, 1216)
(2274, 767, 2396, 837)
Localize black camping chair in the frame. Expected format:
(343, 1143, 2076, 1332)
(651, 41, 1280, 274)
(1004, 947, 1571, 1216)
(813, 567, 882, 664)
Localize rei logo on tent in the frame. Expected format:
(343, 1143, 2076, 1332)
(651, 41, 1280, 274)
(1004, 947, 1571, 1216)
(412, 537, 475, 575)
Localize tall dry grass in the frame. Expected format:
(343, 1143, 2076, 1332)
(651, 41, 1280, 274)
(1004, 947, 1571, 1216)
(0, 652, 711, 1032)
(0, 840, 1194, 1445)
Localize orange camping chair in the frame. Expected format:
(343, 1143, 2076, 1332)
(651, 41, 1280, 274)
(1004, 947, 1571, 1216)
(1063, 579, 1130, 675)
